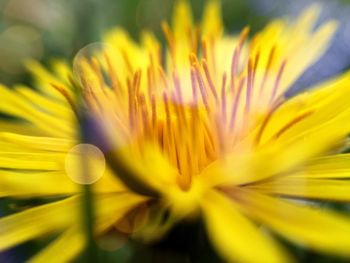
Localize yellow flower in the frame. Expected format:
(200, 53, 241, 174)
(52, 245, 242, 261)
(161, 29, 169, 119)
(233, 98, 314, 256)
(1, 1, 350, 262)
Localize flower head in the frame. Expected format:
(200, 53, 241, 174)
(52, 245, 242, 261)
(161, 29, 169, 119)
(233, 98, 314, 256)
(1, 1, 350, 262)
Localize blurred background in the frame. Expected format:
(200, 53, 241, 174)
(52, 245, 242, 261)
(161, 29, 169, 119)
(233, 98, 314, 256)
(1, 0, 350, 89)
(1, 0, 350, 262)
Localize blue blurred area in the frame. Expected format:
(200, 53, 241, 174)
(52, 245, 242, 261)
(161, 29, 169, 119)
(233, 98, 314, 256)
(249, 0, 350, 94)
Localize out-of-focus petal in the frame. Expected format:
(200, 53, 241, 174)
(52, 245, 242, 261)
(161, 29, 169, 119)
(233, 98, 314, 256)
(201, 190, 291, 263)
(233, 189, 350, 257)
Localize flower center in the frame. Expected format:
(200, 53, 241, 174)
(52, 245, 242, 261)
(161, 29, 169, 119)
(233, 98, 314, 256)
(73, 27, 288, 192)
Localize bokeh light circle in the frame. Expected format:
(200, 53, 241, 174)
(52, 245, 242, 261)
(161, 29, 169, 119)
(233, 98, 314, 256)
(65, 143, 106, 185)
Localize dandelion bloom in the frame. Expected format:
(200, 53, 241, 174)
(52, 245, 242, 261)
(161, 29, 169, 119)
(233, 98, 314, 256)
(1, 1, 350, 262)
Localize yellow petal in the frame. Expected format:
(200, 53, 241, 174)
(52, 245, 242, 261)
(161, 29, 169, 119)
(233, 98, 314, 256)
(200, 71, 350, 187)
(217, 71, 350, 185)
(201, 190, 290, 263)
(50, 59, 72, 84)
(172, 0, 193, 38)
(0, 120, 43, 136)
(94, 193, 147, 233)
(251, 4, 337, 96)
(0, 193, 146, 252)
(288, 154, 350, 179)
(0, 171, 78, 197)
(0, 85, 75, 138)
(234, 189, 350, 257)
(25, 60, 74, 101)
(201, 0, 223, 38)
(259, 72, 350, 144)
(106, 142, 178, 197)
(29, 227, 85, 263)
(0, 152, 65, 170)
(15, 85, 74, 119)
(0, 132, 75, 152)
(0, 196, 79, 251)
(250, 177, 350, 201)
(29, 192, 146, 262)
(103, 28, 149, 72)
(0, 169, 126, 198)
(259, 71, 350, 146)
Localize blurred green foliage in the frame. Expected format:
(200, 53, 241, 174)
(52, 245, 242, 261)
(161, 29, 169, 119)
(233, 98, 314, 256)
(0, 0, 270, 86)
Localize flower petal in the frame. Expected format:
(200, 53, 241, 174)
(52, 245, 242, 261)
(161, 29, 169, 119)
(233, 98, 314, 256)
(201, 0, 223, 38)
(259, 71, 350, 146)
(0, 193, 146, 252)
(0, 152, 65, 170)
(251, 4, 337, 96)
(250, 177, 350, 202)
(29, 192, 146, 262)
(0, 171, 78, 197)
(106, 143, 178, 197)
(25, 60, 74, 101)
(201, 190, 291, 263)
(0, 196, 79, 251)
(233, 189, 350, 257)
(29, 227, 85, 263)
(0, 120, 43, 136)
(0, 169, 124, 198)
(287, 154, 350, 179)
(200, 72, 350, 187)
(15, 85, 73, 119)
(0, 133, 75, 152)
(0, 84, 75, 138)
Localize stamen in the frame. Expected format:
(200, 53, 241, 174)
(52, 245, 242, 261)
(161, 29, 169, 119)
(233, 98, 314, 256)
(127, 78, 135, 129)
(162, 92, 172, 133)
(161, 22, 175, 49)
(190, 66, 198, 103)
(162, 92, 177, 167)
(239, 26, 250, 47)
(245, 52, 260, 115)
(172, 71, 183, 104)
(147, 66, 153, 104)
(150, 94, 157, 142)
(214, 112, 225, 155)
(121, 49, 133, 73)
(221, 72, 227, 124)
(202, 59, 219, 101)
(229, 27, 249, 92)
(203, 121, 216, 161)
(139, 93, 151, 138)
(270, 60, 287, 103)
(273, 110, 314, 140)
(201, 38, 217, 76)
(51, 83, 78, 117)
(190, 106, 200, 174)
(158, 66, 171, 90)
(171, 73, 186, 123)
(189, 52, 197, 65)
(91, 58, 106, 91)
(229, 77, 246, 131)
(230, 49, 238, 92)
(246, 59, 254, 114)
(104, 52, 123, 98)
(133, 70, 142, 96)
(259, 45, 276, 96)
(193, 64, 210, 111)
(254, 97, 285, 146)
(201, 39, 208, 61)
